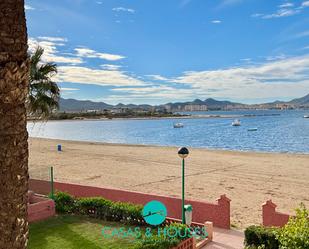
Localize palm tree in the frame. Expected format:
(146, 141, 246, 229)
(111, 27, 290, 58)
(28, 47, 60, 118)
(0, 0, 29, 248)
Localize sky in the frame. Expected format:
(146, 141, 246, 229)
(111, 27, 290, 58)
(25, 0, 309, 105)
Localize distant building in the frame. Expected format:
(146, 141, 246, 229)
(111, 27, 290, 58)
(184, 105, 208, 111)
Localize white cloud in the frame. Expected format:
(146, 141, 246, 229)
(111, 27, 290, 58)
(25, 4, 35, 10)
(112, 7, 135, 13)
(28, 37, 83, 64)
(101, 64, 122, 70)
(262, 9, 300, 19)
(168, 55, 309, 101)
(302, 1, 309, 7)
(38, 36, 68, 42)
(55, 66, 146, 87)
(279, 3, 294, 8)
(211, 20, 222, 24)
(28, 37, 149, 89)
(75, 47, 125, 61)
(252, 1, 309, 19)
(60, 87, 80, 91)
(146, 75, 169, 81)
(96, 1, 103, 4)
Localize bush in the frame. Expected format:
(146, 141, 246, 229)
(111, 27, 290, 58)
(52, 191, 76, 213)
(276, 204, 309, 249)
(53, 192, 144, 225)
(244, 225, 279, 249)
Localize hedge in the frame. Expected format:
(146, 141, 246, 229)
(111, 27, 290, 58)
(244, 225, 279, 249)
(53, 192, 144, 225)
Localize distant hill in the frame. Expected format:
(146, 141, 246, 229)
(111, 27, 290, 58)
(59, 93, 309, 112)
(164, 98, 244, 111)
(59, 98, 113, 112)
(288, 94, 309, 105)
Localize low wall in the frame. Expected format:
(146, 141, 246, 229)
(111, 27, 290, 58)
(29, 179, 231, 229)
(28, 193, 55, 223)
(262, 200, 290, 227)
(173, 238, 195, 249)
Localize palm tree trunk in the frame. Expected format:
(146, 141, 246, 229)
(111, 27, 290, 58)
(0, 1, 29, 248)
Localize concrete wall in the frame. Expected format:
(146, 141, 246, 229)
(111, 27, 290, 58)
(262, 200, 290, 227)
(29, 179, 231, 229)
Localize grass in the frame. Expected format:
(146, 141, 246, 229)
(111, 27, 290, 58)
(29, 215, 138, 249)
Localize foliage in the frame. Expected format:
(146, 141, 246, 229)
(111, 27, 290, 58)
(276, 204, 309, 249)
(28, 46, 60, 118)
(244, 225, 279, 249)
(52, 191, 76, 213)
(53, 192, 144, 225)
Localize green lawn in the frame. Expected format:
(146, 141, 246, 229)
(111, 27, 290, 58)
(29, 215, 138, 249)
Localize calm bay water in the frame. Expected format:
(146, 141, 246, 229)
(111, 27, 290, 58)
(28, 110, 309, 154)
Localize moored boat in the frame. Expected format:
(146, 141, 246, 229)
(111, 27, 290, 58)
(232, 119, 241, 126)
(173, 123, 184, 128)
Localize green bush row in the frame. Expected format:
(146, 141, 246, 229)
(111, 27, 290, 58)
(245, 204, 309, 249)
(52, 192, 144, 225)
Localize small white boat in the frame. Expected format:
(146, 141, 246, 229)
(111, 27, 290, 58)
(232, 119, 241, 126)
(173, 123, 184, 128)
(304, 115, 309, 118)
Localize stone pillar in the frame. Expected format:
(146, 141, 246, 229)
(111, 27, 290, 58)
(217, 194, 231, 229)
(205, 221, 213, 241)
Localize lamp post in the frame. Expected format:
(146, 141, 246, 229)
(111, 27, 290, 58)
(178, 147, 189, 224)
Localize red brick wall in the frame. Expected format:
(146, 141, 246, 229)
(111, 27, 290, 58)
(262, 200, 290, 227)
(29, 179, 231, 229)
(28, 196, 55, 223)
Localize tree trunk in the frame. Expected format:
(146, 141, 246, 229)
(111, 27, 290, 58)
(0, 1, 29, 248)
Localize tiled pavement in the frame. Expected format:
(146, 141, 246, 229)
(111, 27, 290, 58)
(203, 228, 245, 249)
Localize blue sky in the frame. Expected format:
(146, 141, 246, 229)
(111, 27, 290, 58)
(25, 0, 309, 104)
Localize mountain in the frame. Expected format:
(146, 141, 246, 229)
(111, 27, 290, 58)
(288, 94, 309, 106)
(164, 98, 244, 111)
(59, 98, 113, 112)
(59, 94, 309, 112)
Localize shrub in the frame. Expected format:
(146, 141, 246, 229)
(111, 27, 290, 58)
(244, 225, 279, 249)
(53, 192, 143, 225)
(52, 191, 76, 213)
(276, 204, 309, 249)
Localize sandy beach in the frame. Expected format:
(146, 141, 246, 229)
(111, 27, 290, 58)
(29, 137, 309, 229)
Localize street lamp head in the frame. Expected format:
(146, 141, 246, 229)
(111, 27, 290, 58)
(178, 147, 189, 159)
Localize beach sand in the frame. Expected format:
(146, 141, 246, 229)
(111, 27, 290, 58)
(29, 137, 309, 229)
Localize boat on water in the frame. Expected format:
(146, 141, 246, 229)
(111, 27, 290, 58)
(232, 119, 241, 126)
(304, 115, 309, 118)
(173, 123, 184, 128)
(248, 128, 258, 131)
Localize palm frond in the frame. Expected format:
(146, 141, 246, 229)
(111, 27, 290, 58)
(28, 46, 60, 118)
